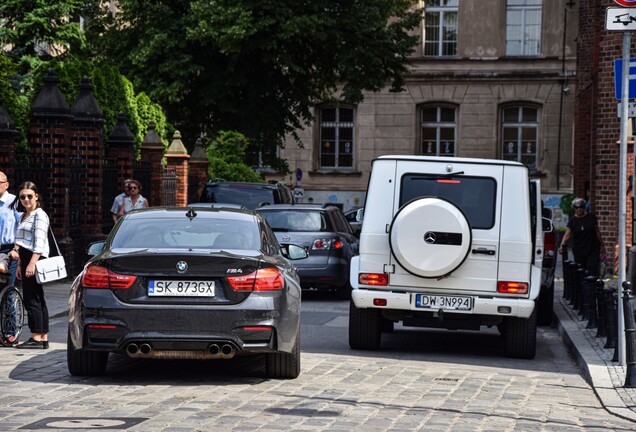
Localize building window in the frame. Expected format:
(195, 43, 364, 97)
(420, 105, 456, 156)
(506, 0, 542, 56)
(501, 105, 539, 169)
(423, 0, 458, 57)
(319, 107, 354, 169)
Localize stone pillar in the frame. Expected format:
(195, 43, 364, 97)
(0, 95, 17, 181)
(189, 138, 209, 203)
(107, 112, 135, 182)
(70, 76, 105, 243)
(28, 69, 72, 253)
(165, 131, 190, 207)
(140, 121, 165, 207)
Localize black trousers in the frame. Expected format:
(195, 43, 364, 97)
(18, 248, 49, 334)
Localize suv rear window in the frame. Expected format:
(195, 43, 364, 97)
(400, 174, 496, 229)
(260, 210, 330, 232)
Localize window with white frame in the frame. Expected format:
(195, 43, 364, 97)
(506, 0, 542, 56)
(501, 105, 539, 169)
(420, 105, 456, 156)
(319, 107, 354, 169)
(423, 0, 459, 57)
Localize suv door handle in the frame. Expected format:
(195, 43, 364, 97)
(472, 248, 495, 256)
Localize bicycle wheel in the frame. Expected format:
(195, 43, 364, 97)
(0, 286, 25, 347)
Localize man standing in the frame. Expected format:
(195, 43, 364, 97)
(110, 178, 132, 224)
(0, 171, 19, 285)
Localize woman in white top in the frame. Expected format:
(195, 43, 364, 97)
(118, 179, 149, 218)
(9, 181, 50, 349)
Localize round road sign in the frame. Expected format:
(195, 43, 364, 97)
(615, 0, 636, 7)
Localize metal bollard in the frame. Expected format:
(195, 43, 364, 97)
(595, 279, 608, 338)
(574, 267, 587, 313)
(563, 259, 572, 301)
(584, 276, 598, 328)
(581, 275, 595, 322)
(604, 287, 617, 350)
(622, 283, 636, 387)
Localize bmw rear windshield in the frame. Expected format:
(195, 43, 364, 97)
(400, 174, 496, 229)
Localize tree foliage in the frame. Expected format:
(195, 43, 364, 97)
(85, 0, 422, 156)
(206, 131, 264, 182)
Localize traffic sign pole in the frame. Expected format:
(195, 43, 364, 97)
(619, 31, 631, 367)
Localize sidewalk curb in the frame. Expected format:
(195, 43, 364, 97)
(555, 296, 636, 422)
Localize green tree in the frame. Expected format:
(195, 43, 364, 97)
(0, 0, 89, 90)
(85, 0, 422, 161)
(206, 131, 263, 182)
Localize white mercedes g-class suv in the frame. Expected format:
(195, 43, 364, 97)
(349, 155, 545, 359)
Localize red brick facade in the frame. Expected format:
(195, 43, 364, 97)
(575, 0, 636, 265)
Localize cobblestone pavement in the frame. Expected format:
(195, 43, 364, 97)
(0, 281, 634, 431)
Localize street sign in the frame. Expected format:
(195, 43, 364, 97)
(617, 102, 636, 117)
(607, 7, 636, 30)
(614, 0, 636, 7)
(615, 59, 636, 99)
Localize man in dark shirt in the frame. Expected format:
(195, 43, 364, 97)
(559, 197, 603, 276)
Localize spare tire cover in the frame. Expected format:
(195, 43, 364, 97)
(389, 197, 472, 278)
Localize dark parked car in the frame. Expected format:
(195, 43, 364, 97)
(257, 204, 359, 299)
(67, 207, 307, 379)
(199, 179, 294, 209)
(344, 207, 364, 237)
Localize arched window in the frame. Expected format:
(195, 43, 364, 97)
(419, 105, 457, 156)
(501, 105, 539, 169)
(319, 106, 354, 169)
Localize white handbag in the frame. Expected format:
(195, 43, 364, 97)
(35, 227, 67, 284)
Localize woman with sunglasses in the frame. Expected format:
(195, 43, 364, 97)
(117, 179, 148, 218)
(559, 197, 604, 277)
(9, 181, 50, 349)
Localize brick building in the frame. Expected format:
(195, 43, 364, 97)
(575, 0, 635, 264)
(266, 0, 578, 222)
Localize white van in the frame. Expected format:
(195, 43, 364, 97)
(349, 155, 545, 359)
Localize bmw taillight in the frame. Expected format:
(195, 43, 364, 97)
(228, 267, 284, 291)
(497, 281, 529, 294)
(82, 265, 137, 289)
(312, 238, 343, 250)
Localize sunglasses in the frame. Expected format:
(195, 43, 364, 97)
(19, 194, 34, 200)
(573, 205, 583, 209)
(128, 186, 138, 190)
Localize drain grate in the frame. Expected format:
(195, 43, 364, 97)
(434, 377, 459, 382)
(20, 417, 147, 430)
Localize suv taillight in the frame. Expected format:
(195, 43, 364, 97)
(312, 239, 343, 250)
(228, 267, 284, 291)
(497, 281, 528, 294)
(359, 273, 389, 286)
(82, 265, 137, 289)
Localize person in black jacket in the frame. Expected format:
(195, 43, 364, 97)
(559, 197, 604, 277)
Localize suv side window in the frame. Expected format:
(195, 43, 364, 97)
(400, 174, 497, 230)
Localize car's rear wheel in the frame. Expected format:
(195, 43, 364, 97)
(537, 281, 554, 326)
(349, 300, 381, 350)
(67, 328, 108, 376)
(265, 333, 300, 379)
(503, 308, 537, 359)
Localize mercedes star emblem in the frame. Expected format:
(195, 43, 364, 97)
(424, 232, 437, 244)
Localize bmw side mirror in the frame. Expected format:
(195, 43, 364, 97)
(542, 217, 553, 233)
(86, 241, 106, 256)
(285, 244, 308, 260)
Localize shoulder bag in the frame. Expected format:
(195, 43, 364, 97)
(35, 226, 67, 284)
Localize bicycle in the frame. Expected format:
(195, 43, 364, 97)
(0, 275, 25, 347)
